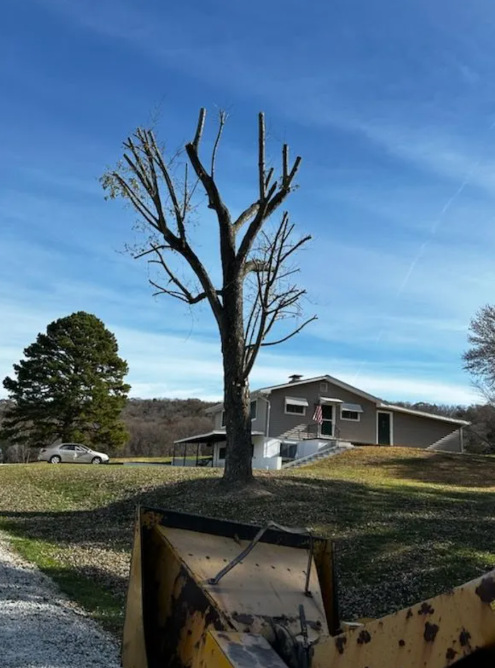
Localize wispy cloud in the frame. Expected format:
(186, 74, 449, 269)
(0, 297, 478, 405)
(2, 0, 491, 409)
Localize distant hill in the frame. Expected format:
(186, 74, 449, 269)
(0, 397, 215, 459)
(122, 398, 215, 457)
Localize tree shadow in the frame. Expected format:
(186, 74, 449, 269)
(369, 452, 495, 488)
(2, 472, 495, 622)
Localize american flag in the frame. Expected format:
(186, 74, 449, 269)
(312, 404, 323, 424)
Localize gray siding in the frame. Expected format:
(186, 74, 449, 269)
(267, 379, 377, 442)
(392, 411, 462, 450)
(208, 379, 463, 451)
(211, 397, 268, 433)
(212, 410, 223, 430)
(251, 397, 268, 434)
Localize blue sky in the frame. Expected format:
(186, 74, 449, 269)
(1, 0, 495, 404)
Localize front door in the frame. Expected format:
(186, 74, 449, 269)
(320, 404, 334, 437)
(377, 412, 392, 445)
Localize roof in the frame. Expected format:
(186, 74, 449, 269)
(256, 374, 381, 403)
(205, 374, 470, 426)
(378, 403, 470, 426)
(206, 375, 379, 414)
(174, 429, 265, 445)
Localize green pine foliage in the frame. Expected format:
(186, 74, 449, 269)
(1, 312, 130, 452)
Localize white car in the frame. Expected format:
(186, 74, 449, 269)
(38, 443, 110, 464)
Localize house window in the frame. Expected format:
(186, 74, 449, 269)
(280, 442, 298, 460)
(285, 396, 308, 415)
(221, 411, 226, 427)
(320, 381, 328, 392)
(340, 403, 363, 422)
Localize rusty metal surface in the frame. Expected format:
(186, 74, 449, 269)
(312, 540, 339, 636)
(141, 523, 233, 667)
(311, 570, 495, 668)
(159, 525, 328, 642)
(194, 631, 290, 668)
(121, 508, 335, 667)
(121, 509, 148, 668)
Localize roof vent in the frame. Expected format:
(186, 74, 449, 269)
(289, 374, 303, 383)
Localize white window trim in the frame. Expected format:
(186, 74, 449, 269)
(340, 406, 361, 422)
(285, 403, 307, 416)
(376, 410, 394, 445)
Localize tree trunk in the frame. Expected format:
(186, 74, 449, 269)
(221, 278, 254, 485)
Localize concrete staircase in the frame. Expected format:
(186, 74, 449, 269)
(426, 429, 463, 453)
(282, 442, 354, 469)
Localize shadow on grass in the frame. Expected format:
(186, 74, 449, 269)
(370, 452, 495, 489)
(2, 472, 495, 622)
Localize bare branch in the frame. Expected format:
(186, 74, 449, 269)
(182, 162, 189, 219)
(236, 147, 302, 269)
(149, 247, 196, 302)
(241, 211, 313, 378)
(185, 140, 231, 224)
(123, 136, 154, 191)
(148, 246, 222, 306)
(243, 259, 270, 275)
(258, 112, 266, 201)
(286, 156, 302, 186)
(114, 174, 159, 229)
(211, 110, 227, 178)
(255, 316, 318, 348)
(233, 202, 260, 231)
(149, 279, 214, 305)
(134, 244, 171, 259)
(282, 144, 288, 183)
(192, 108, 206, 150)
(106, 123, 225, 325)
(146, 130, 186, 239)
(265, 167, 274, 190)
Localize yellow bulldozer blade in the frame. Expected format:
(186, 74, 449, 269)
(122, 506, 495, 668)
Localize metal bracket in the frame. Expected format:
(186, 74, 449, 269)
(207, 521, 315, 597)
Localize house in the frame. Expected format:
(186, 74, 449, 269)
(173, 374, 469, 470)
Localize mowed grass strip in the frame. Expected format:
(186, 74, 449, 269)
(1, 447, 495, 637)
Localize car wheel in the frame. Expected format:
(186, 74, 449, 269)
(49, 455, 61, 464)
(91, 457, 102, 464)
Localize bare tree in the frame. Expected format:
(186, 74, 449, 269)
(464, 305, 495, 403)
(102, 109, 316, 484)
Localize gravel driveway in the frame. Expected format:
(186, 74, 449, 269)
(0, 532, 120, 668)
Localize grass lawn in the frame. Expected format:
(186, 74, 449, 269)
(110, 456, 211, 464)
(1, 447, 495, 638)
(110, 456, 173, 463)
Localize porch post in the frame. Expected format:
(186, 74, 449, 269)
(196, 442, 199, 466)
(183, 443, 187, 466)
